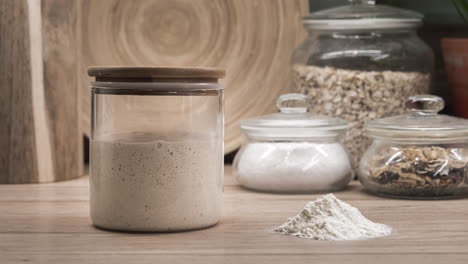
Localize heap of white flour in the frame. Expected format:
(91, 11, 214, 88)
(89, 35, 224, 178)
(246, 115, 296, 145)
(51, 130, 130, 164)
(274, 194, 392, 240)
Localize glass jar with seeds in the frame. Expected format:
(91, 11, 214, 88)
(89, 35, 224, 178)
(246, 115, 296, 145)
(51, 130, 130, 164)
(290, 0, 434, 173)
(359, 95, 468, 199)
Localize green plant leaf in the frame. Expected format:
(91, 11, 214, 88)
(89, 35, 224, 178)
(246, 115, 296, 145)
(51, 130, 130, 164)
(452, 0, 468, 23)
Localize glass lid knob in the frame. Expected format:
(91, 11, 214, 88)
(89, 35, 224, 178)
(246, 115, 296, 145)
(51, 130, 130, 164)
(276, 93, 308, 114)
(348, 0, 376, 5)
(405, 94, 444, 115)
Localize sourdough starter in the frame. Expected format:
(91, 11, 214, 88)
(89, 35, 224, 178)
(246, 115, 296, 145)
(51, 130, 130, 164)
(90, 132, 223, 232)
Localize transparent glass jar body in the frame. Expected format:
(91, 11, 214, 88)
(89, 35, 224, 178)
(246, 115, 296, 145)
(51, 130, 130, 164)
(233, 136, 353, 194)
(90, 81, 224, 232)
(292, 29, 433, 72)
(291, 28, 434, 173)
(359, 139, 468, 199)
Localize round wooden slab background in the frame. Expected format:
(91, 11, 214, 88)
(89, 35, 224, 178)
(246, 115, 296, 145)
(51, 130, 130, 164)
(80, 0, 308, 153)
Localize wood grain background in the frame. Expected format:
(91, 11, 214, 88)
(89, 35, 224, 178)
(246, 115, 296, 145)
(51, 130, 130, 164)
(0, 0, 82, 183)
(0, 0, 307, 183)
(41, 0, 82, 183)
(0, 0, 38, 183)
(79, 0, 308, 153)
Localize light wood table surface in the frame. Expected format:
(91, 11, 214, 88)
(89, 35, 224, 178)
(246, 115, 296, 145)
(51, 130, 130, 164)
(1, 166, 468, 263)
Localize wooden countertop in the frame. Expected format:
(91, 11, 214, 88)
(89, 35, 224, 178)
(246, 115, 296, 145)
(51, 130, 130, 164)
(1, 166, 468, 263)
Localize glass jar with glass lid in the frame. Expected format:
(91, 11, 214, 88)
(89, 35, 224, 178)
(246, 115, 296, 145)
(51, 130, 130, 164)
(359, 95, 468, 199)
(233, 93, 352, 193)
(290, 0, 434, 174)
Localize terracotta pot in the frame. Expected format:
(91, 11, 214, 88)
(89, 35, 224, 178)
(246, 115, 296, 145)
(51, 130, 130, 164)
(441, 38, 468, 118)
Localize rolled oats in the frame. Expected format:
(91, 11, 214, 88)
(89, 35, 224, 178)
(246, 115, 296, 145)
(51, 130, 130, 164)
(291, 65, 430, 172)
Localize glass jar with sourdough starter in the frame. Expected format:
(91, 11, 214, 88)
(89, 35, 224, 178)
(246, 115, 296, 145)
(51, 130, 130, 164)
(359, 95, 468, 199)
(291, 0, 434, 174)
(88, 66, 225, 232)
(233, 94, 352, 193)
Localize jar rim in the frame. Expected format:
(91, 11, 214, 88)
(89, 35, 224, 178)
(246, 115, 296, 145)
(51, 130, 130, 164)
(303, 1, 423, 31)
(366, 127, 468, 143)
(240, 126, 347, 141)
(88, 66, 226, 82)
(91, 81, 223, 95)
(303, 18, 421, 30)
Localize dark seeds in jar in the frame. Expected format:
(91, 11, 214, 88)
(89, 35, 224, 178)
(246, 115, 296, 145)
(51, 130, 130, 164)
(376, 171, 400, 184)
(366, 146, 468, 195)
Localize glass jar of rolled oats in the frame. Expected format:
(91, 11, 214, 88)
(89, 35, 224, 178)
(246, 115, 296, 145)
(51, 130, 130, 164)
(359, 95, 468, 199)
(291, 0, 434, 174)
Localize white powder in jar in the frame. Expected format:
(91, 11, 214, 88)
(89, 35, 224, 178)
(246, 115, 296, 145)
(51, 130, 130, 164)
(234, 142, 352, 193)
(275, 194, 392, 240)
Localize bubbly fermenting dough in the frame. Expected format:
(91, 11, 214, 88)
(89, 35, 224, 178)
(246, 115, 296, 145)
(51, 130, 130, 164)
(90, 132, 223, 232)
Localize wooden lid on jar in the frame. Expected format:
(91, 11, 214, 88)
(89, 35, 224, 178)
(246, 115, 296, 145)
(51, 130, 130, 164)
(88, 66, 225, 82)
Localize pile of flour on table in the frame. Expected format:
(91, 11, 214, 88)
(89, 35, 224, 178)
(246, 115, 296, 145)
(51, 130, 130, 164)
(274, 194, 392, 240)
